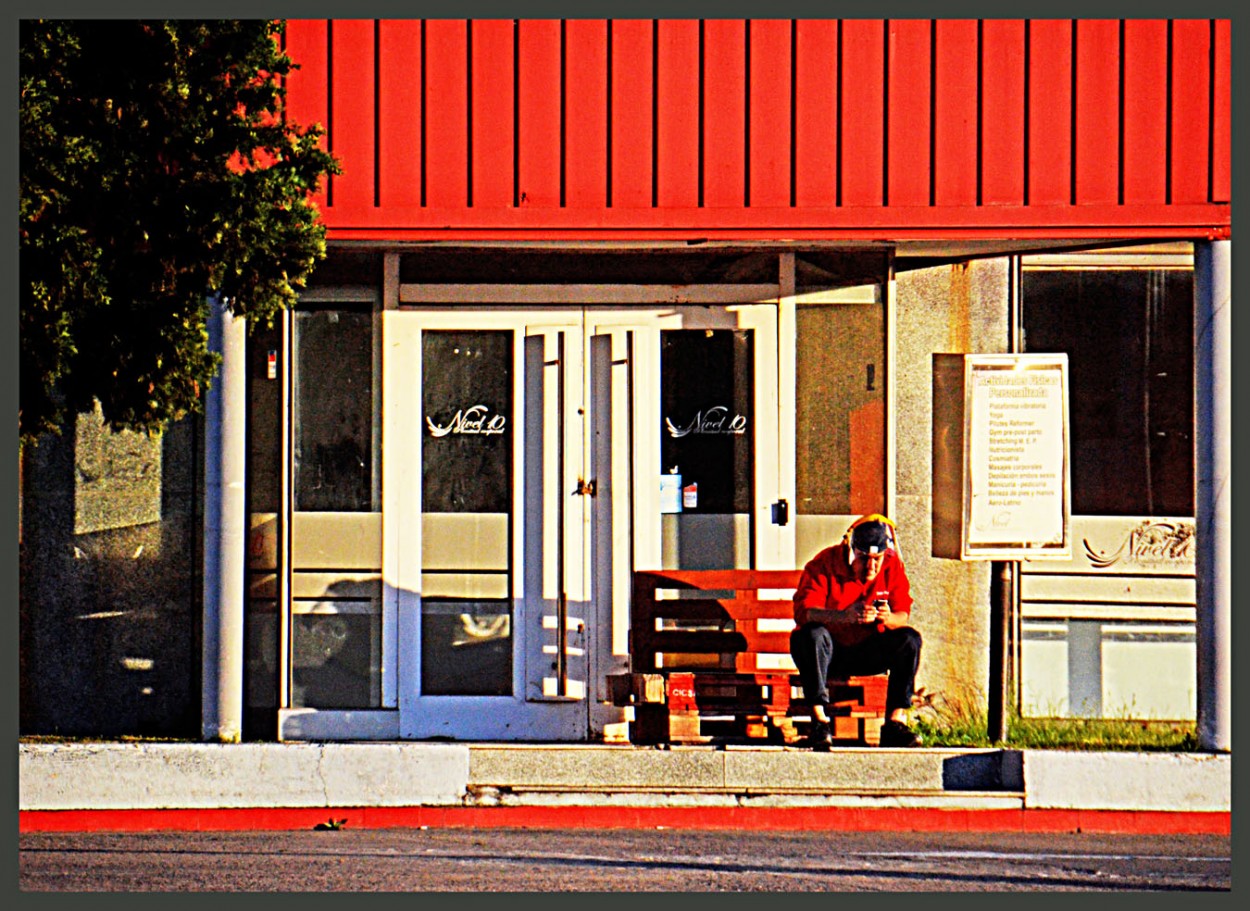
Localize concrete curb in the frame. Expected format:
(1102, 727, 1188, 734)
(19, 742, 470, 810)
(18, 743, 1230, 816)
(1022, 750, 1231, 812)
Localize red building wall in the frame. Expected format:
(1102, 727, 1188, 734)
(283, 19, 1230, 242)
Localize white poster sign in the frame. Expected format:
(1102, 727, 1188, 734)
(965, 356, 1070, 557)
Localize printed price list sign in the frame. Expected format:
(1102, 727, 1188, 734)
(967, 360, 1068, 550)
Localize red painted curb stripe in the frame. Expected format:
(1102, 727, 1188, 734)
(20, 806, 1229, 836)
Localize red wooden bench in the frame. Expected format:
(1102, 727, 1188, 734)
(606, 569, 887, 746)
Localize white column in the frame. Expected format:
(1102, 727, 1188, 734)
(1194, 240, 1230, 752)
(202, 296, 248, 743)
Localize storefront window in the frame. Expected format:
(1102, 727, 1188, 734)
(288, 304, 382, 710)
(1022, 269, 1193, 517)
(659, 329, 754, 568)
(292, 308, 376, 511)
(795, 303, 886, 517)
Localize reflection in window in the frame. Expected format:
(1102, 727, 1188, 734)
(290, 606, 381, 708)
(292, 309, 375, 512)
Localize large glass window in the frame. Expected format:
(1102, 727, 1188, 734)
(1022, 269, 1193, 516)
(293, 308, 376, 512)
(420, 330, 514, 696)
(795, 303, 886, 517)
(288, 304, 382, 709)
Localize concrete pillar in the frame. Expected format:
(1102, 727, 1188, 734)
(1194, 240, 1230, 752)
(202, 296, 247, 743)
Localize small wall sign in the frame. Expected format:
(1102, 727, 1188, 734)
(933, 353, 1071, 560)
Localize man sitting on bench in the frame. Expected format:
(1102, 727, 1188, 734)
(790, 514, 922, 750)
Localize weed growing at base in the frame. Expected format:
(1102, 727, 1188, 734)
(909, 690, 1198, 751)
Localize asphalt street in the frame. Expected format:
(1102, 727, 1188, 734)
(19, 828, 1230, 892)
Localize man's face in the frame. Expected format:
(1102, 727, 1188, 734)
(855, 549, 886, 581)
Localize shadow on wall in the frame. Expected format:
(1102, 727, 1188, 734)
(20, 407, 202, 738)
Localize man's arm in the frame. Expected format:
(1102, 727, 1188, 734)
(806, 605, 875, 626)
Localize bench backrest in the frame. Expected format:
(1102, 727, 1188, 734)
(630, 569, 803, 676)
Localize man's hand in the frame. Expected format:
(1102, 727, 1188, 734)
(852, 601, 879, 624)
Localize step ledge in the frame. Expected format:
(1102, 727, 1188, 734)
(472, 785, 1021, 798)
(471, 792, 1027, 809)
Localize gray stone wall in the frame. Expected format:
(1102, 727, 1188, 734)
(20, 408, 202, 737)
(894, 259, 1009, 715)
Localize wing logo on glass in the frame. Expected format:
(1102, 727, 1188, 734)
(426, 405, 508, 438)
(664, 406, 747, 438)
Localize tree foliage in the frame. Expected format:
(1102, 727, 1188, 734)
(20, 20, 339, 445)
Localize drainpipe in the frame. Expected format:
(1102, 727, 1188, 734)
(1194, 241, 1230, 753)
(202, 295, 247, 743)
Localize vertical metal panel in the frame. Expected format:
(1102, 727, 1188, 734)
(980, 20, 1025, 206)
(284, 20, 329, 211)
(933, 19, 978, 207)
(793, 20, 837, 208)
(609, 20, 654, 208)
(1026, 20, 1073, 206)
(748, 20, 792, 207)
(329, 20, 376, 209)
(702, 19, 746, 208)
(424, 20, 469, 208)
(1211, 20, 1230, 204)
(377, 20, 423, 208)
(656, 20, 700, 208)
(1073, 19, 1120, 205)
(283, 18, 1228, 236)
(840, 19, 885, 206)
(565, 20, 609, 208)
(1170, 20, 1212, 205)
(1121, 20, 1168, 205)
(518, 20, 561, 207)
(470, 20, 515, 208)
(886, 19, 931, 207)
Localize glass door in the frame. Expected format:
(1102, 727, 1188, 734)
(385, 303, 782, 741)
(384, 311, 583, 739)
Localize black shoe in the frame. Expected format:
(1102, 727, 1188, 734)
(804, 721, 832, 751)
(878, 719, 921, 748)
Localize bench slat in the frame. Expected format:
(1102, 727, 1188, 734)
(635, 597, 799, 623)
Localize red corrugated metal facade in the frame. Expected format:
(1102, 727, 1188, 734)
(283, 19, 1230, 242)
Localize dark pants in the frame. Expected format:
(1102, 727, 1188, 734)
(789, 622, 922, 716)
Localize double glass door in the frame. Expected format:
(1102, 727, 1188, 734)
(384, 304, 783, 741)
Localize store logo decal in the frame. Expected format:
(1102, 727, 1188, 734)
(665, 406, 748, 438)
(427, 405, 507, 438)
(1082, 520, 1195, 569)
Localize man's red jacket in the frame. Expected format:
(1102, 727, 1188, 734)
(792, 542, 914, 645)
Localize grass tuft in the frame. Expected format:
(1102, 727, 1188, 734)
(909, 689, 1198, 751)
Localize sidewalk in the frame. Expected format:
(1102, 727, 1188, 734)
(19, 742, 1230, 835)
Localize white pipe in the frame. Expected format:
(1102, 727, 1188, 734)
(201, 296, 247, 743)
(1194, 240, 1230, 753)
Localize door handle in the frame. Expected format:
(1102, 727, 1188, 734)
(572, 478, 597, 497)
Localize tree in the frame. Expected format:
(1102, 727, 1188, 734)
(19, 20, 339, 445)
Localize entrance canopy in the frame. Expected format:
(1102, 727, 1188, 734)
(282, 19, 1230, 256)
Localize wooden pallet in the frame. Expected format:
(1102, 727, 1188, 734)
(606, 569, 888, 746)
